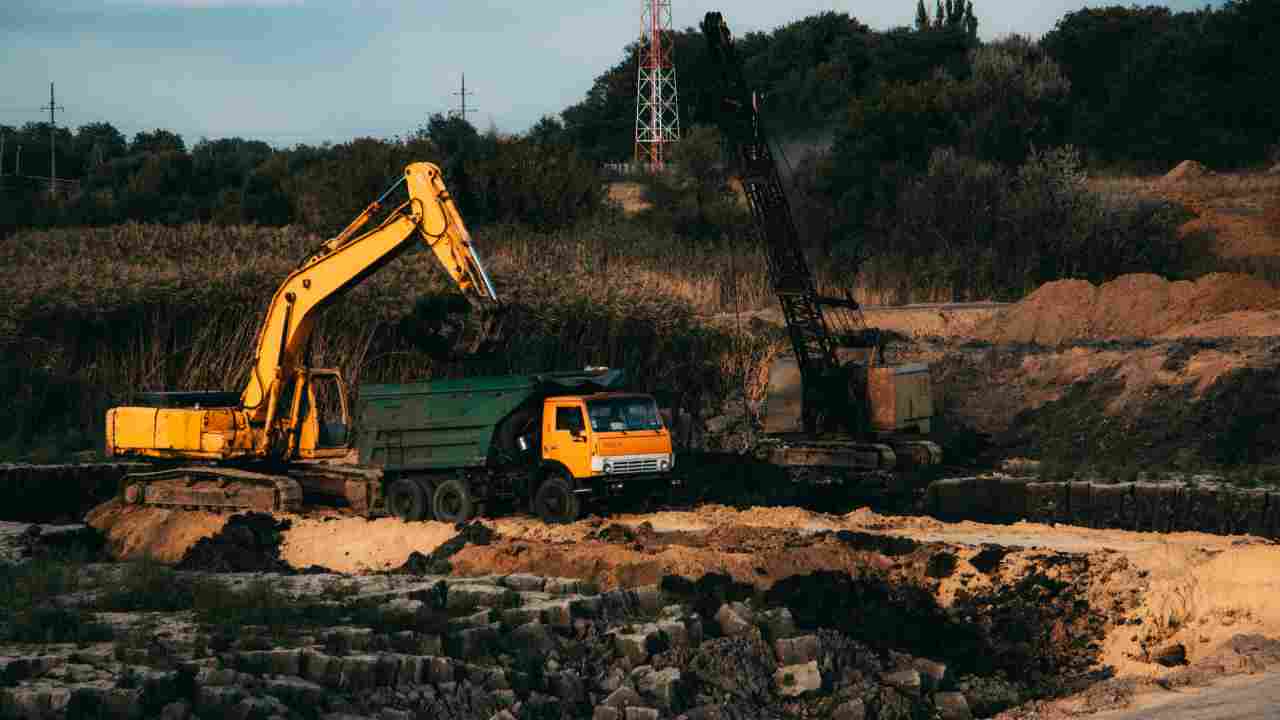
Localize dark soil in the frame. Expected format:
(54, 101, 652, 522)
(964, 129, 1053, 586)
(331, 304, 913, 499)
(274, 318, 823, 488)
(18, 523, 108, 561)
(834, 530, 920, 557)
(763, 560, 1106, 690)
(660, 572, 755, 625)
(396, 521, 496, 575)
(176, 512, 292, 573)
(999, 360, 1280, 475)
(926, 551, 959, 578)
(969, 545, 1012, 574)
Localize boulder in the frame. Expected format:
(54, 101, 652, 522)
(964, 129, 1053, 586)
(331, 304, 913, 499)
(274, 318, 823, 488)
(634, 666, 683, 710)
(501, 574, 546, 592)
(759, 607, 798, 640)
(883, 669, 922, 697)
(934, 691, 972, 720)
(832, 698, 866, 720)
(774, 635, 820, 666)
(912, 658, 948, 691)
(715, 603, 754, 637)
(603, 686, 644, 710)
(774, 661, 821, 697)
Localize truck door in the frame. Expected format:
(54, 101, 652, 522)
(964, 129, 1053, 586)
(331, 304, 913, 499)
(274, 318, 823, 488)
(544, 401, 592, 480)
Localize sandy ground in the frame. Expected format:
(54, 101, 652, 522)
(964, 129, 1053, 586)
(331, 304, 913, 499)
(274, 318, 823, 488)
(1093, 672, 1280, 720)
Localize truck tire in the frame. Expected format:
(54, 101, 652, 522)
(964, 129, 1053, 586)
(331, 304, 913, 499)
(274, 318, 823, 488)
(387, 478, 429, 521)
(535, 474, 581, 524)
(432, 478, 475, 524)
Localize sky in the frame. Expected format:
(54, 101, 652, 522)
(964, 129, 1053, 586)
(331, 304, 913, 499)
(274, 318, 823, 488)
(1, 0, 1221, 148)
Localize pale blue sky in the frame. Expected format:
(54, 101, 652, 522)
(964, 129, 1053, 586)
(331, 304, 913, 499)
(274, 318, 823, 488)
(1, 0, 1218, 147)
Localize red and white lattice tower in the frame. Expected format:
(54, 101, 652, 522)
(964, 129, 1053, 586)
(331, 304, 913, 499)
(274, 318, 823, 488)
(634, 0, 680, 169)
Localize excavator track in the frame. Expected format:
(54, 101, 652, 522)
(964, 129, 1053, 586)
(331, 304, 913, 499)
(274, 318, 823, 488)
(120, 466, 304, 514)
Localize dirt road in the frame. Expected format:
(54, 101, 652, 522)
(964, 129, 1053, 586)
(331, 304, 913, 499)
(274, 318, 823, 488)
(1094, 672, 1280, 720)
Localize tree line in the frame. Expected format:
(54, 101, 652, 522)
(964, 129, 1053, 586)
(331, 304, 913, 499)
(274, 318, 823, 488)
(0, 114, 602, 238)
(2, 1, 1274, 299)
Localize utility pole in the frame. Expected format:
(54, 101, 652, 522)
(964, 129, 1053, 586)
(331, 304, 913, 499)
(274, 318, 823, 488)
(40, 82, 64, 196)
(452, 73, 476, 122)
(0, 130, 6, 176)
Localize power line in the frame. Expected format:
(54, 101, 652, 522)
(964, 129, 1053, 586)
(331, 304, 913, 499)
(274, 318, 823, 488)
(40, 82, 64, 196)
(451, 73, 476, 121)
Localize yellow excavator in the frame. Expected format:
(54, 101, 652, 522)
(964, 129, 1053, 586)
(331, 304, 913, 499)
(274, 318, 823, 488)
(104, 162, 502, 514)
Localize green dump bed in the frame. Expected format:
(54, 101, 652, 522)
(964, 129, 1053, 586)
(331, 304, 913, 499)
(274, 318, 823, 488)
(355, 368, 625, 472)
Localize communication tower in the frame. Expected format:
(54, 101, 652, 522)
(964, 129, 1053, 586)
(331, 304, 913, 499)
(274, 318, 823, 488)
(634, 0, 681, 169)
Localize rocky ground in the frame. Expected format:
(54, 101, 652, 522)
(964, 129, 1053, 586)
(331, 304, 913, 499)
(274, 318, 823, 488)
(8, 501, 1280, 720)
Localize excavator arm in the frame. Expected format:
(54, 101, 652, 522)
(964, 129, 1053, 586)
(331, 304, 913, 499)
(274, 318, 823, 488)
(241, 161, 500, 425)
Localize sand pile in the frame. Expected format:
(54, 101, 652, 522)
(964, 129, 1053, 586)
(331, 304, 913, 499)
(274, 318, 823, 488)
(1162, 160, 1214, 182)
(980, 272, 1280, 344)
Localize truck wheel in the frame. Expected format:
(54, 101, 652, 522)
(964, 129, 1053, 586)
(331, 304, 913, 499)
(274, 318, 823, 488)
(535, 474, 581, 524)
(387, 478, 428, 521)
(432, 478, 475, 524)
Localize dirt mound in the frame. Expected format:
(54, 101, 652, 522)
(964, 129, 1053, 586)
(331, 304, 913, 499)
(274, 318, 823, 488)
(980, 273, 1280, 344)
(394, 521, 495, 575)
(176, 512, 293, 573)
(1162, 160, 1214, 182)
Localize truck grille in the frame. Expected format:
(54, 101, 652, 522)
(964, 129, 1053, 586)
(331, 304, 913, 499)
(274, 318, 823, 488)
(610, 458, 659, 474)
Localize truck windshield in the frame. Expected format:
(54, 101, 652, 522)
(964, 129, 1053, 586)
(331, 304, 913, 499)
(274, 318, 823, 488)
(586, 397, 663, 432)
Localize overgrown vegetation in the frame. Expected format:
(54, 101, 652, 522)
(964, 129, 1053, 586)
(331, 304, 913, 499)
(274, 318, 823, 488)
(1, 1, 1274, 461)
(0, 546, 114, 644)
(0, 219, 774, 459)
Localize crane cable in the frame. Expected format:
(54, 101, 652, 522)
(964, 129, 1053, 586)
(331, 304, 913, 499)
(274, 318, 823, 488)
(728, 214, 753, 453)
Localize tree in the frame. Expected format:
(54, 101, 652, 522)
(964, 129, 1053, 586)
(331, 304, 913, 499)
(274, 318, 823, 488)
(915, 0, 930, 31)
(74, 122, 127, 172)
(527, 115, 567, 146)
(131, 129, 185, 155)
(672, 125, 727, 229)
(423, 113, 481, 161)
(964, 1, 978, 38)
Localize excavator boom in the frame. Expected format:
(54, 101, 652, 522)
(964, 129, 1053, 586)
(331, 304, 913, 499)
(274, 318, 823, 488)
(106, 162, 502, 513)
(240, 162, 499, 424)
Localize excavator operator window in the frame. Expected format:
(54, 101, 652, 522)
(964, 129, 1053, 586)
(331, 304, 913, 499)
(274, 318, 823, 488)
(310, 375, 349, 447)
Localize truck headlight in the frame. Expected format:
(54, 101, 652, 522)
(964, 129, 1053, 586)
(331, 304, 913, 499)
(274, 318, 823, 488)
(603, 461, 613, 474)
(658, 458, 670, 471)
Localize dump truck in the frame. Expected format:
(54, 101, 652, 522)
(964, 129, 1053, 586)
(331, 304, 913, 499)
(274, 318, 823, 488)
(353, 367, 676, 524)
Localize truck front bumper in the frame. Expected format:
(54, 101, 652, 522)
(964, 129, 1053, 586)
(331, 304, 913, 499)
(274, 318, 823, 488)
(577, 472, 679, 497)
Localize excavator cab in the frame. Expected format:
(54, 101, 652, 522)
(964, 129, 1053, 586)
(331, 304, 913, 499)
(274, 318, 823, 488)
(296, 369, 351, 457)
